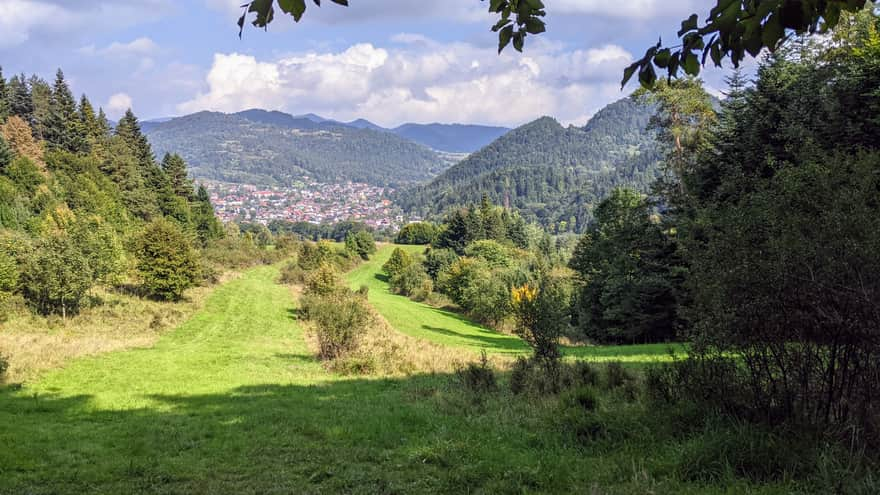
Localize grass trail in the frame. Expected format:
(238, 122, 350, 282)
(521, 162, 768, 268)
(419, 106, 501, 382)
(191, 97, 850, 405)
(0, 262, 777, 494)
(347, 244, 682, 363)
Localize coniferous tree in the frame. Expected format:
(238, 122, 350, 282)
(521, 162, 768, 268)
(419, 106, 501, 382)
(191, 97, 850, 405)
(193, 184, 223, 244)
(0, 66, 7, 121)
(161, 153, 193, 199)
(46, 69, 87, 153)
(28, 75, 52, 141)
(6, 75, 33, 124)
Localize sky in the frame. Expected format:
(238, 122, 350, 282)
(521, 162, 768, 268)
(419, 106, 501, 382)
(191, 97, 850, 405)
(0, 0, 748, 128)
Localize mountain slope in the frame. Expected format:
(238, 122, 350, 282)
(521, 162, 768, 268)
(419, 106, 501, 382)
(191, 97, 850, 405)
(396, 97, 661, 232)
(391, 123, 511, 153)
(144, 111, 451, 187)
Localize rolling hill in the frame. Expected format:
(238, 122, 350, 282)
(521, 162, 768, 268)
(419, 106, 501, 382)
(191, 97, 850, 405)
(396, 96, 663, 232)
(144, 111, 452, 187)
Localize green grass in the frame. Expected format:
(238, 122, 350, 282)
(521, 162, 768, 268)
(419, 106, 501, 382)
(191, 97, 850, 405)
(0, 262, 799, 493)
(347, 244, 683, 364)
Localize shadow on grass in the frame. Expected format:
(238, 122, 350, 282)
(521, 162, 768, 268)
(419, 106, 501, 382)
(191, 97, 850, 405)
(421, 325, 528, 353)
(373, 273, 390, 283)
(0, 373, 546, 493)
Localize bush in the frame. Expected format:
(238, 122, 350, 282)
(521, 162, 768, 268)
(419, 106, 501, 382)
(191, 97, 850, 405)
(21, 234, 92, 317)
(423, 247, 458, 281)
(303, 289, 373, 360)
(509, 357, 599, 396)
(0, 353, 8, 383)
(344, 230, 376, 260)
(396, 222, 437, 245)
(382, 247, 413, 278)
(511, 275, 572, 363)
(391, 263, 433, 299)
(605, 361, 634, 390)
(298, 240, 334, 270)
(465, 239, 512, 267)
(135, 218, 199, 301)
(457, 351, 497, 394)
(278, 261, 309, 285)
(303, 263, 339, 296)
(0, 249, 18, 321)
(559, 385, 598, 412)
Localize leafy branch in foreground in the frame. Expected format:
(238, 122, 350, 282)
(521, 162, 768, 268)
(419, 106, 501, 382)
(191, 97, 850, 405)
(236, 0, 874, 88)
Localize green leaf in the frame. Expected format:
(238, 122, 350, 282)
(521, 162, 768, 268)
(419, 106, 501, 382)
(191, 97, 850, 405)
(330, 0, 348, 5)
(492, 18, 512, 32)
(678, 14, 698, 36)
(524, 18, 545, 34)
(524, 0, 545, 9)
(621, 61, 640, 88)
(762, 12, 785, 49)
(683, 52, 700, 76)
(278, 0, 307, 21)
(513, 31, 525, 52)
(638, 63, 657, 88)
(498, 25, 514, 53)
(653, 48, 671, 68)
(489, 0, 506, 13)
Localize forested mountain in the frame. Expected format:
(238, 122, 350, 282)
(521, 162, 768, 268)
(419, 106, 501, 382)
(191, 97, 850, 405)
(396, 96, 661, 232)
(144, 111, 451, 187)
(391, 123, 511, 153)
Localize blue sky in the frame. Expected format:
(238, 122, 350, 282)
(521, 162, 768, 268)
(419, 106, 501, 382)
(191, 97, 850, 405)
(0, 0, 744, 127)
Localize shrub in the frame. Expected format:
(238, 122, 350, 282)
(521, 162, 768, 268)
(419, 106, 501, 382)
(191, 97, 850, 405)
(465, 239, 512, 267)
(509, 358, 599, 396)
(0, 353, 7, 383)
(0, 249, 18, 321)
(511, 275, 572, 363)
(135, 218, 199, 301)
(423, 247, 458, 281)
(298, 240, 334, 270)
(344, 230, 376, 260)
(382, 247, 413, 278)
(391, 263, 432, 299)
(21, 234, 92, 317)
(303, 262, 339, 297)
(560, 385, 598, 412)
(278, 260, 309, 285)
(457, 351, 497, 394)
(605, 361, 634, 390)
(460, 274, 511, 326)
(396, 222, 437, 245)
(305, 289, 373, 360)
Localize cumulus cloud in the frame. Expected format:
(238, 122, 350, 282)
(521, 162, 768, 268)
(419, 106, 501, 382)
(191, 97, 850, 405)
(106, 92, 134, 118)
(553, 0, 701, 19)
(178, 38, 634, 127)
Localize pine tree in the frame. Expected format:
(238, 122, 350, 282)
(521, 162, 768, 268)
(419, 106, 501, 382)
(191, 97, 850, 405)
(161, 153, 193, 199)
(28, 75, 52, 141)
(6, 75, 33, 124)
(0, 66, 8, 121)
(193, 184, 223, 244)
(46, 69, 87, 153)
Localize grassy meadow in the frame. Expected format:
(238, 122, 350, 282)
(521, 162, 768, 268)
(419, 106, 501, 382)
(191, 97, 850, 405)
(346, 244, 683, 364)
(0, 258, 822, 493)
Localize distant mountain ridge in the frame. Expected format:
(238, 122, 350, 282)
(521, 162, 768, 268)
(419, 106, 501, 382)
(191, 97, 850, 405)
(396, 96, 663, 232)
(144, 110, 452, 187)
(144, 108, 511, 154)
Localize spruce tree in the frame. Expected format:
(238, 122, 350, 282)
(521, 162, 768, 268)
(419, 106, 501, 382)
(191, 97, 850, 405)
(6, 75, 33, 124)
(0, 66, 7, 121)
(28, 75, 52, 141)
(193, 184, 223, 244)
(161, 153, 193, 199)
(43, 70, 81, 152)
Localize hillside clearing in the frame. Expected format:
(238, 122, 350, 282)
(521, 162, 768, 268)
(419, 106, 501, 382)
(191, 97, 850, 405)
(346, 244, 682, 364)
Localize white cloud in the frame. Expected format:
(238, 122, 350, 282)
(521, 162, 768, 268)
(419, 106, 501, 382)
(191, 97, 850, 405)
(553, 0, 701, 19)
(80, 37, 159, 57)
(177, 38, 634, 127)
(0, 0, 173, 48)
(106, 92, 134, 118)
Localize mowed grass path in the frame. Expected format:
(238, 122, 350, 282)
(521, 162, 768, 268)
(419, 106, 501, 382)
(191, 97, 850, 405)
(0, 261, 778, 494)
(347, 244, 682, 364)
(1, 265, 583, 493)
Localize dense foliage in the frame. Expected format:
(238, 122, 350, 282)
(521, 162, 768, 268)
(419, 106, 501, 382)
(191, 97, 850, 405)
(0, 66, 274, 316)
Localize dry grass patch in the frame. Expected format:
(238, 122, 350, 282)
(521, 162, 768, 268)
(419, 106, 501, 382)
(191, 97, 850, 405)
(0, 273, 236, 383)
(296, 286, 512, 376)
